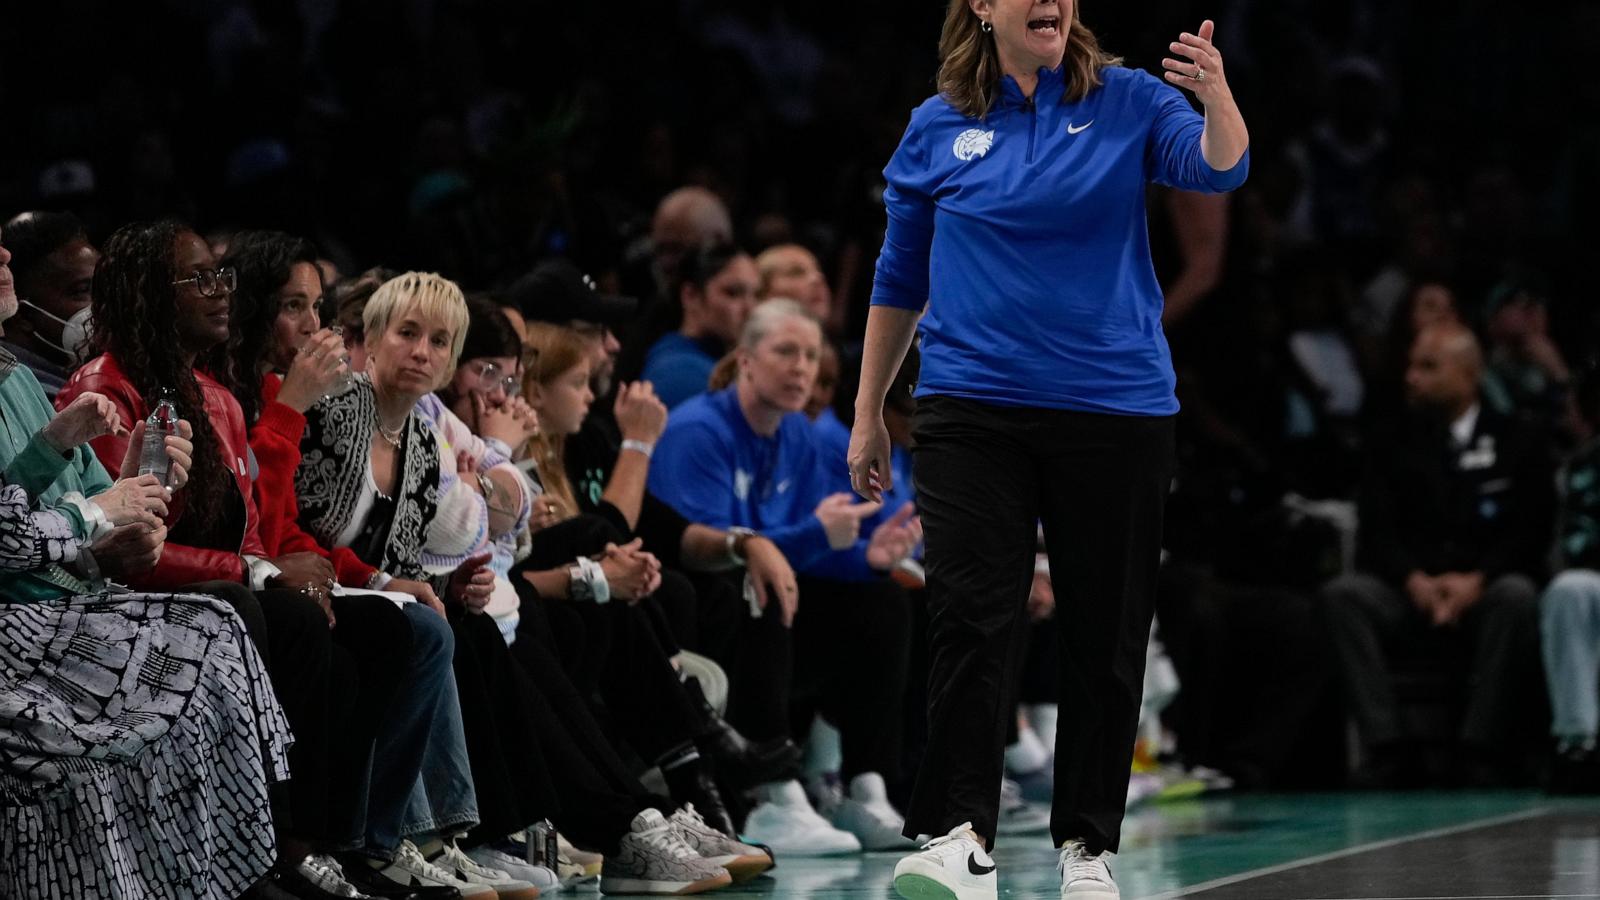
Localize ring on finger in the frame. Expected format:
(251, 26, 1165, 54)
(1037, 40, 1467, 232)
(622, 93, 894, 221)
(1193, 67, 1207, 81)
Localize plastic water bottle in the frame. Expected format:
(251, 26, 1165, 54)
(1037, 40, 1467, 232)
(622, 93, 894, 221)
(137, 388, 179, 486)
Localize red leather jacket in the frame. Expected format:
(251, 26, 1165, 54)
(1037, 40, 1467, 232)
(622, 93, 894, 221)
(58, 353, 267, 589)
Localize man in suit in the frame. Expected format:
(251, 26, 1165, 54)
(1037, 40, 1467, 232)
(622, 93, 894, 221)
(1324, 323, 1554, 786)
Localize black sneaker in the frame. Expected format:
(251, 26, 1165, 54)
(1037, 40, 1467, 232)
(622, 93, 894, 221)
(1549, 744, 1600, 795)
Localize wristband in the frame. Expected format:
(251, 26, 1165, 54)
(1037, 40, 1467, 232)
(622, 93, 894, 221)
(725, 526, 758, 566)
(621, 439, 655, 459)
(568, 556, 611, 604)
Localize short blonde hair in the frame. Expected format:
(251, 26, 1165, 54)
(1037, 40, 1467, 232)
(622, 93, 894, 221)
(363, 271, 470, 388)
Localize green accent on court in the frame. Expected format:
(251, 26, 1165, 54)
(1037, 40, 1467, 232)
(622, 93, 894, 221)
(697, 792, 1600, 900)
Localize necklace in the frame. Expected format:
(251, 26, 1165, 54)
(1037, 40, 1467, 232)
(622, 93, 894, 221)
(376, 421, 404, 448)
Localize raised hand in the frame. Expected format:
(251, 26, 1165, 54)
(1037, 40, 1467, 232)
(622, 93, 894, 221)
(1162, 20, 1232, 105)
(814, 492, 883, 550)
(614, 381, 669, 444)
(43, 391, 126, 452)
(276, 329, 351, 413)
(476, 392, 540, 448)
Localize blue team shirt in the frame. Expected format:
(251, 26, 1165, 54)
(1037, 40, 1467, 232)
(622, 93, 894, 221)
(652, 388, 881, 582)
(870, 66, 1249, 415)
(641, 332, 720, 410)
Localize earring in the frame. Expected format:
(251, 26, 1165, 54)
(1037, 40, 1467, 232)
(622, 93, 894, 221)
(980, 20, 993, 33)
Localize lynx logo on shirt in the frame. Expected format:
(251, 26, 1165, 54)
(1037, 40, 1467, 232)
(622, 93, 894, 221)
(953, 128, 995, 161)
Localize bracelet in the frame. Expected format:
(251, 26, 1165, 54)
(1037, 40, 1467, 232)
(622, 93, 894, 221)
(725, 526, 758, 565)
(568, 556, 611, 604)
(621, 439, 655, 459)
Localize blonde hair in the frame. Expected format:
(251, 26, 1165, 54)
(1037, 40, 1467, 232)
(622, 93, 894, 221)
(518, 322, 592, 520)
(362, 271, 470, 388)
(738, 298, 818, 352)
(938, 0, 1122, 119)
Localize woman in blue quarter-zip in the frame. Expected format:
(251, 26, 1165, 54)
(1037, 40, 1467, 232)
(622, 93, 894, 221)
(849, 3, 1250, 899)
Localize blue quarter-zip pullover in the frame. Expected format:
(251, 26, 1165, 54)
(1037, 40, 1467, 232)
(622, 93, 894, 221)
(652, 387, 881, 582)
(871, 66, 1249, 416)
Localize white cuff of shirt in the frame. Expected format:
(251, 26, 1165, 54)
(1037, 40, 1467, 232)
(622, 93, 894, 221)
(63, 493, 114, 544)
(243, 555, 283, 592)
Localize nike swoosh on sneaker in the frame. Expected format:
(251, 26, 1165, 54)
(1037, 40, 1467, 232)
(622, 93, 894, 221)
(967, 853, 997, 876)
(1067, 121, 1093, 134)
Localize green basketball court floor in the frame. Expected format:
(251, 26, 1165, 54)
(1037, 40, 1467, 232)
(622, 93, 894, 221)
(643, 793, 1600, 900)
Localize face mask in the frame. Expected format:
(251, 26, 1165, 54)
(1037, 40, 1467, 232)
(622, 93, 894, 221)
(19, 299, 94, 365)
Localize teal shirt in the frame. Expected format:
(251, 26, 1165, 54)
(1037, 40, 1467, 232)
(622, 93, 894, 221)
(0, 353, 114, 602)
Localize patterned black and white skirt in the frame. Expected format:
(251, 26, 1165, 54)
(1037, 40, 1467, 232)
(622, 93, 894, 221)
(0, 591, 293, 899)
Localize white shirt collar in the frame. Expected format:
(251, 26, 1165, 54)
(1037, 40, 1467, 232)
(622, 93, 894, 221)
(1450, 403, 1481, 448)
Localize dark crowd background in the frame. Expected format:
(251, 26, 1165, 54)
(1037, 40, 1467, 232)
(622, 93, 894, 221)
(4, 0, 1600, 788)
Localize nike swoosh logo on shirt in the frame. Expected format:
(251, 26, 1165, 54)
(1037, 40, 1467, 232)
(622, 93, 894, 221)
(968, 853, 997, 876)
(1067, 121, 1093, 134)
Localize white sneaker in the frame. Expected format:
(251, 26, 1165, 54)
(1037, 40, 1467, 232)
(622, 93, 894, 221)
(891, 822, 997, 900)
(830, 773, 916, 851)
(996, 778, 1051, 835)
(600, 809, 733, 895)
(470, 845, 562, 893)
(382, 840, 498, 899)
(668, 805, 774, 883)
(742, 780, 862, 856)
(555, 833, 603, 883)
(298, 854, 372, 898)
(1058, 840, 1118, 899)
(431, 840, 541, 900)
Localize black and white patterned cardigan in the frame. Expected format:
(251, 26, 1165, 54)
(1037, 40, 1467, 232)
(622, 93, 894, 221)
(293, 376, 441, 582)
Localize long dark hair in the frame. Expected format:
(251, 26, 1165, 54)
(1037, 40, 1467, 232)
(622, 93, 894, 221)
(616, 240, 747, 384)
(92, 220, 231, 531)
(210, 230, 321, 425)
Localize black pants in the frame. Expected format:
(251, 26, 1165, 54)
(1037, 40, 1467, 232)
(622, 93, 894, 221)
(672, 570, 793, 744)
(193, 582, 412, 848)
(516, 515, 700, 763)
(1322, 571, 1541, 752)
(449, 609, 554, 842)
(790, 576, 912, 780)
(903, 396, 1174, 853)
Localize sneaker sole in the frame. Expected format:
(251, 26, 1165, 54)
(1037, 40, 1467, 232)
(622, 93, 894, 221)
(719, 855, 773, 883)
(486, 885, 541, 900)
(599, 872, 733, 895)
(894, 873, 970, 900)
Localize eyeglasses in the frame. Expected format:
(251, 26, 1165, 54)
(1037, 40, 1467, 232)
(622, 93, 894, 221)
(172, 267, 238, 298)
(470, 361, 521, 396)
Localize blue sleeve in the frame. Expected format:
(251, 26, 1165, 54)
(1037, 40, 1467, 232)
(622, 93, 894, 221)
(1143, 73, 1249, 193)
(651, 418, 834, 569)
(870, 115, 938, 312)
(643, 350, 714, 411)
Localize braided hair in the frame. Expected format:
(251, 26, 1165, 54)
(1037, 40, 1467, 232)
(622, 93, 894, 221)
(208, 230, 321, 426)
(91, 221, 231, 532)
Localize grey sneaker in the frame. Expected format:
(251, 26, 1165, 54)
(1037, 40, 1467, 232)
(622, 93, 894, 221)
(669, 805, 774, 883)
(1058, 840, 1118, 899)
(600, 809, 733, 895)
